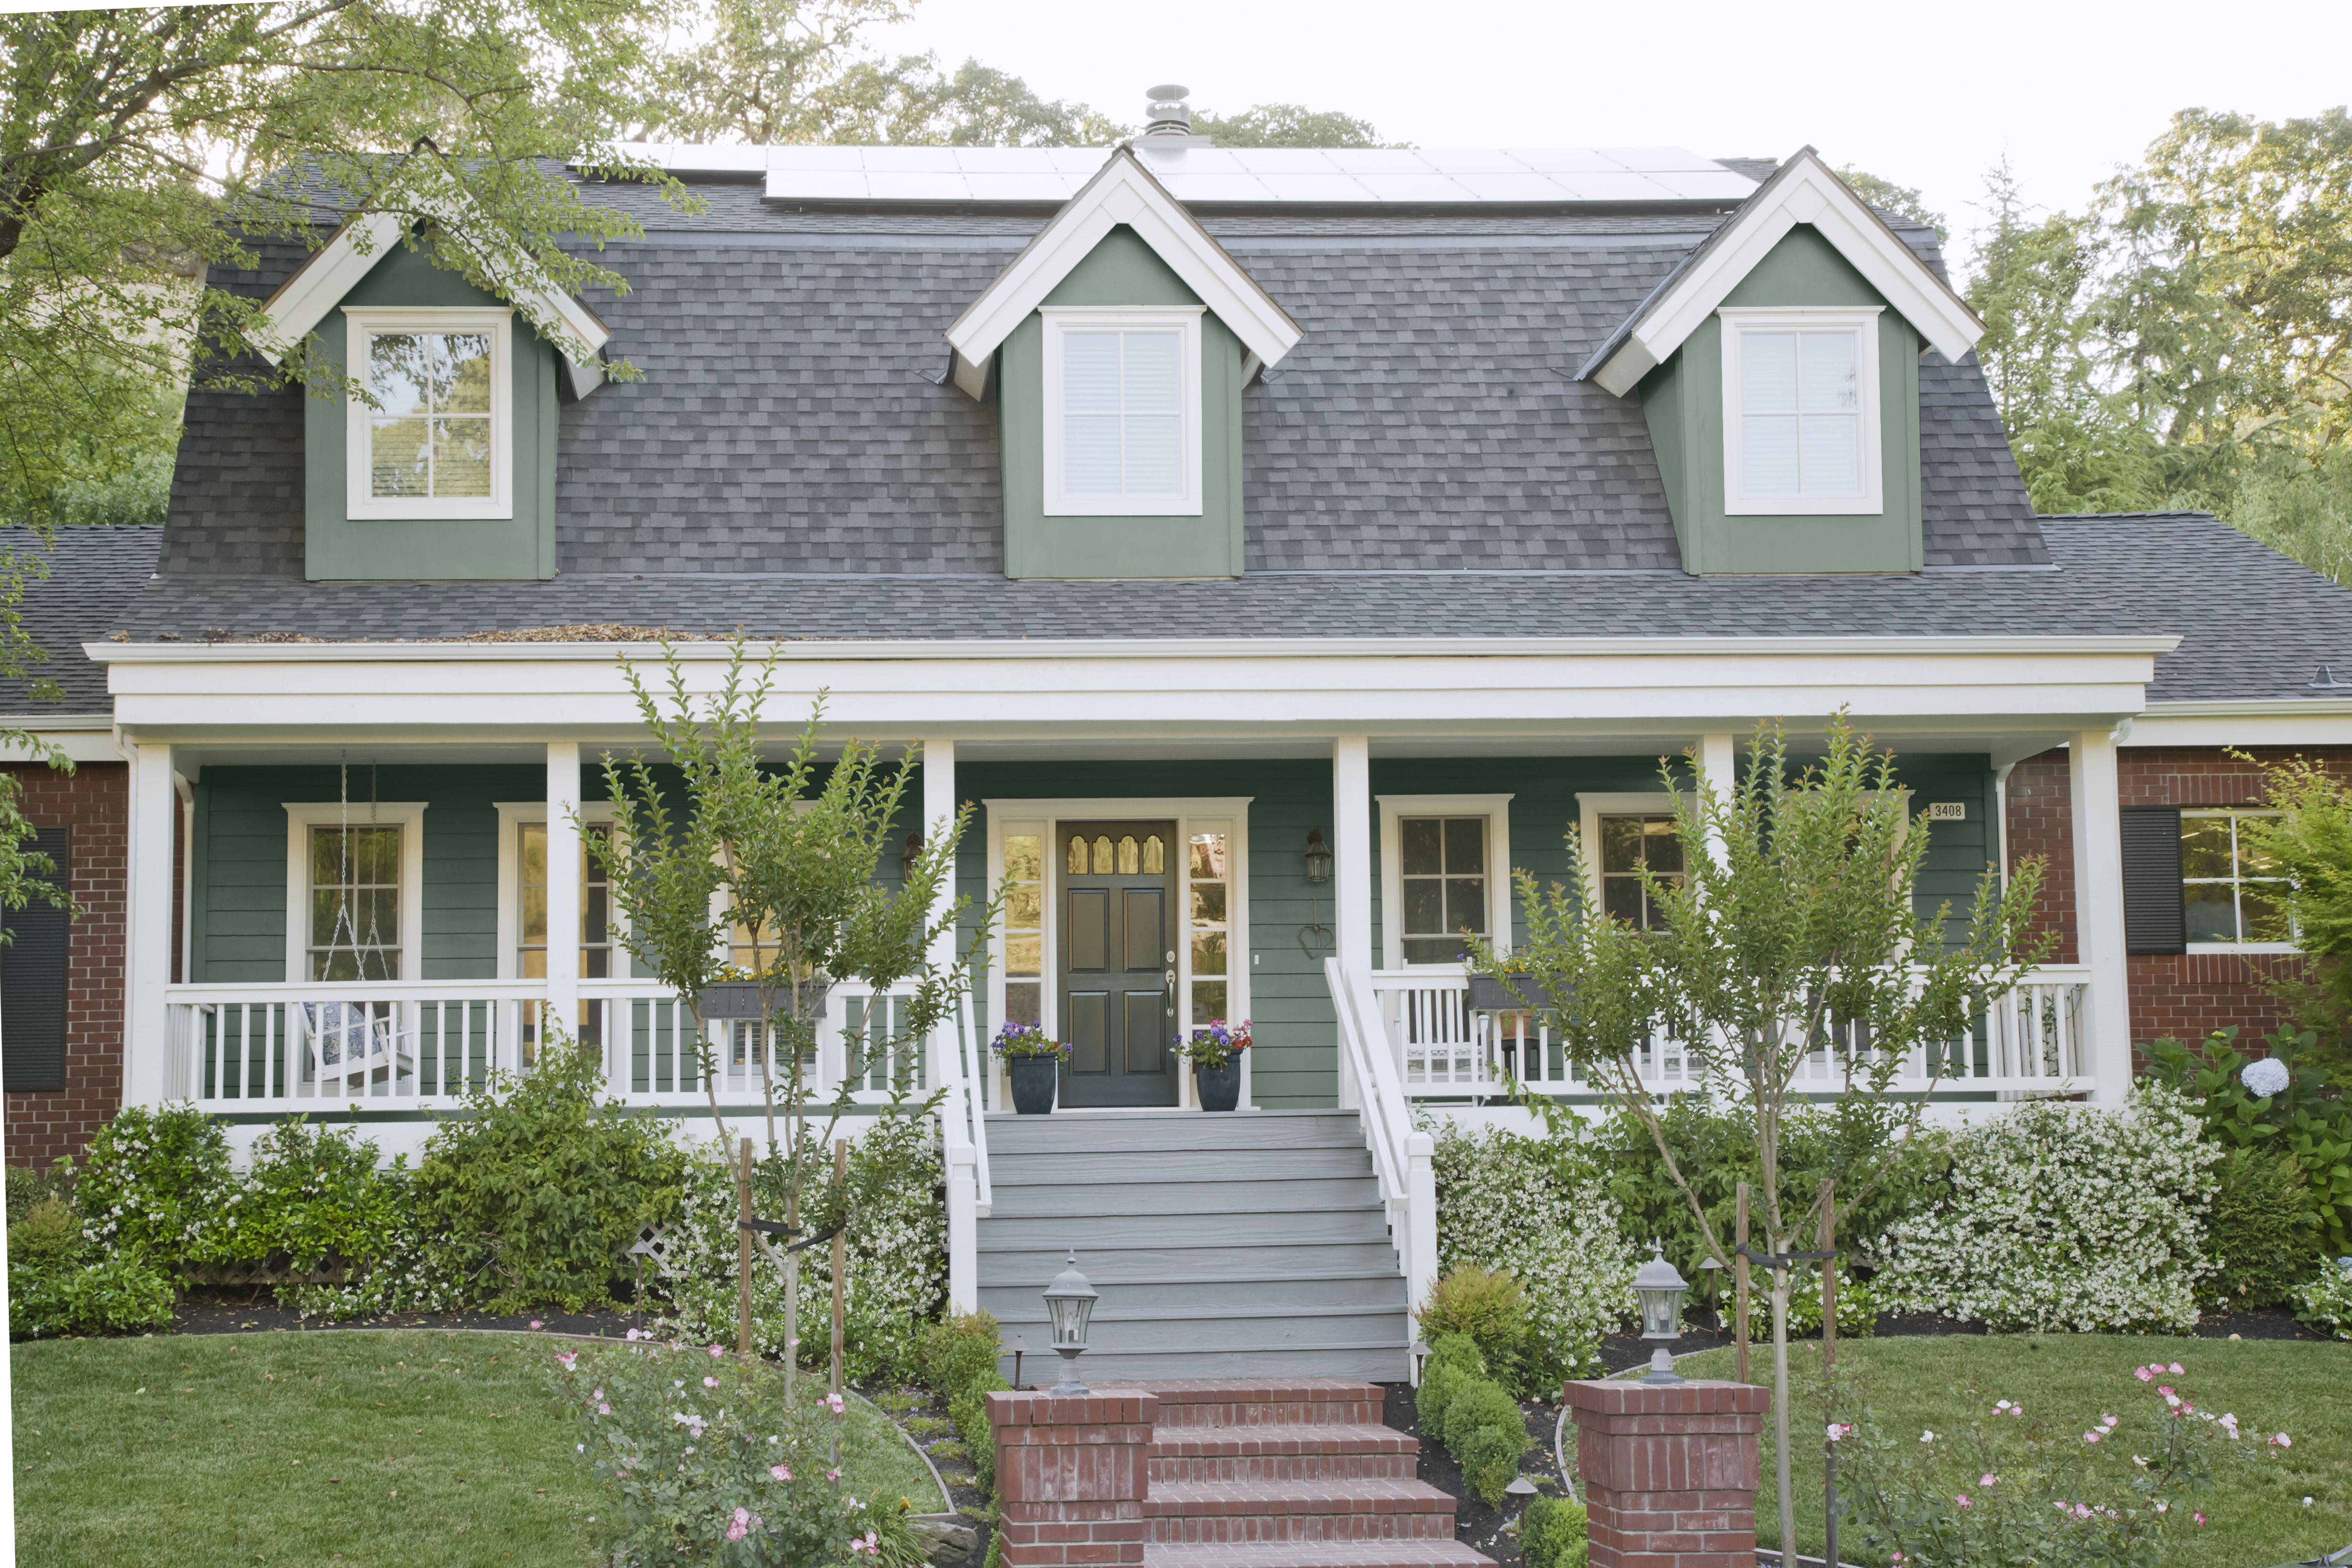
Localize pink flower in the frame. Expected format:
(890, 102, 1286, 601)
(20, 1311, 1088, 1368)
(703, 1376, 719, 1389)
(727, 1507, 750, 1542)
(2168, 1363, 2183, 1374)
(1955, 1494, 1972, 1508)
(597, 1403, 611, 1416)
(2134, 1366, 2155, 1382)
(2073, 1504, 2092, 1520)
(2154, 1499, 2168, 1513)
(771, 1464, 791, 1481)
(2100, 1414, 2117, 1428)
(709, 1343, 725, 1358)
(2273, 1433, 2293, 1448)
(593, 1389, 604, 1401)
(1981, 1474, 1998, 1487)
(626, 1328, 642, 1341)
(2194, 1512, 2207, 1527)
(825, 1392, 846, 1415)
(827, 1468, 841, 1482)
(2009, 1405, 2023, 1417)
(531, 1320, 544, 1331)
(1826, 1423, 1854, 1442)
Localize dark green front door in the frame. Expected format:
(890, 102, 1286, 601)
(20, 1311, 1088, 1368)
(1058, 821, 1177, 1108)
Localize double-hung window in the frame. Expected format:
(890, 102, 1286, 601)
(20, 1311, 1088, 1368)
(2182, 810, 2291, 948)
(1378, 795, 1515, 967)
(1041, 307, 1203, 516)
(344, 307, 513, 519)
(1719, 307, 1882, 514)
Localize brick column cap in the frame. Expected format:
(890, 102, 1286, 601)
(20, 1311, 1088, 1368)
(1562, 1379, 1772, 1416)
(986, 1389, 1160, 1428)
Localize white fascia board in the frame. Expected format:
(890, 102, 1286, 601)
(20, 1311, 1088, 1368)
(944, 149, 1303, 384)
(1590, 150, 1982, 398)
(253, 204, 611, 383)
(0, 720, 126, 764)
(2125, 700, 2352, 748)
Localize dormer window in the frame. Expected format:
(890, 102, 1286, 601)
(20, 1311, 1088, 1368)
(1718, 306, 1882, 515)
(344, 307, 514, 520)
(1041, 306, 1203, 516)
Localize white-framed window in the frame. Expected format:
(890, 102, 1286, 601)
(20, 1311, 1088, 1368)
(1377, 794, 1515, 968)
(2182, 809, 2293, 950)
(1040, 306, 1203, 517)
(493, 803, 622, 981)
(1718, 306, 1882, 515)
(283, 801, 428, 982)
(343, 306, 514, 520)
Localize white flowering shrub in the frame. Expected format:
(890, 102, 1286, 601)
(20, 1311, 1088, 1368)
(654, 1114, 946, 1384)
(1431, 1121, 1636, 1385)
(2295, 1256, 2352, 1341)
(1873, 1085, 2221, 1332)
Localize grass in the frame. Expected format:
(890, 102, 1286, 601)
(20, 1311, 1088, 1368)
(11, 1330, 947, 1568)
(1675, 1334, 2352, 1568)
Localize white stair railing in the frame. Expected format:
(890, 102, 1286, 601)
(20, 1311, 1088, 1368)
(1324, 957, 1436, 1362)
(939, 989, 991, 1313)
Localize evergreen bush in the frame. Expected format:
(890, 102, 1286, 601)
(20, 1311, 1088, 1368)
(1413, 1332, 1484, 1438)
(2202, 1146, 2321, 1308)
(75, 1101, 232, 1264)
(1417, 1265, 1531, 1385)
(1440, 1378, 1524, 1456)
(1455, 1423, 1527, 1505)
(1519, 1494, 1589, 1568)
(218, 1117, 409, 1275)
(923, 1309, 1009, 1495)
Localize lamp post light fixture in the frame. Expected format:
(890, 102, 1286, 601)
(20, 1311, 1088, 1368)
(1042, 1249, 1100, 1396)
(1633, 1240, 1690, 1386)
(1303, 829, 1333, 884)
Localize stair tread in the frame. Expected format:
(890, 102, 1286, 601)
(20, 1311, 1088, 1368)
(985, 1303, 1405, 1324)
(1152, 1424, 1416, 1457)
(1147, 1479, 1456, 1515)
(1143, 1544, 1492, 1568)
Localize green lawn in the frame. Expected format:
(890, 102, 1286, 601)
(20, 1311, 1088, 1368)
(1673, 1335, 2352, 1568)
(10, 1331, 946, 1568)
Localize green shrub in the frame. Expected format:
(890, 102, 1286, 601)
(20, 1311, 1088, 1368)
(1741, 1261, 1877, 1341)
(2294, 1254, 2352, 1339)
(5, 1159, 73, 1225)
(1418, 1265, 1530, 1386)
(924, 1309, 1009, 1495)
(222, 1118, 409, 1274)
(8, 1197, 84, 1273)
(2144, 1027, 2352, 1254)
(1440, 1377, 1524, 1457)
(1456, 1422, 1527, 1505)
(2203, 1146, 2321, 1308)
(10, 1251, 176, 1338)
(1520, 1494, 1589, 1568)
(411, 1039, 686, 1313)
(1414, 1332, 1484, 1437)
(77, 1102, 233, 1263)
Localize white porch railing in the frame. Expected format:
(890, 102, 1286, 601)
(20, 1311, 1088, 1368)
(1367, 963, 2094, 1101)
(1325, 957, 1437, 1351)
(170, 976, 942, 1112)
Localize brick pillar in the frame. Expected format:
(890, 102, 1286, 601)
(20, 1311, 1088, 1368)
(987, 1388, 1158, 1568)
(1563, 1379, 1771, 1568)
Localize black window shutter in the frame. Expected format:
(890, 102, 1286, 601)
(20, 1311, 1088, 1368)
(2120, 806, 2186, 956)
(2, 826, 72, 1092)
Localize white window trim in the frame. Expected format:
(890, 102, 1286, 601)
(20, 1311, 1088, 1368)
(1040, 306, 1205, 518)
(2183, 808, 2297, 954)
(283, 801, 428, 983)
(1718, 306, 1883, 516)
(343, 306, 515, 521)
(1576, 791, 1688, 915)
(493, 801, 622, 981)
(982, 796, 1253, 1111)
(1376, 794, 1516, 970)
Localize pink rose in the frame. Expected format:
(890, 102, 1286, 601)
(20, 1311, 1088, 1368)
(1981, 1475, 1998, 1487)
(771, 1464, 792, 1481)
(1955, 1494, 1972, 1508)
(598, 1403, 611, 1415)
(531, 1320, 544, 1331)
(704, 1376, 719, 1389)
(2274, 1433, 2293, 1448)
(710, 1344, 726, 1358)
(2134, 1366, 2154, 1382)
(2168, 1363, 2183, 1374)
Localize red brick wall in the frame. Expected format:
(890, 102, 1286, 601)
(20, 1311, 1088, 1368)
(2003, 744, 2352, 1051)
(4, 761, 127, 1167)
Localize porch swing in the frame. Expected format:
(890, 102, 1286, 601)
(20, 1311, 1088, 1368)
(307, 760, 416, 1099)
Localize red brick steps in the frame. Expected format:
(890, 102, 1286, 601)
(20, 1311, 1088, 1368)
(1143, 1546, 1492, 1568)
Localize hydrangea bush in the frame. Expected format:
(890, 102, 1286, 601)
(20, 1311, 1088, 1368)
(1430, 1120, 1634, 1387)
(1872, 1086, 2220, 1331)
(654, 1114, 946, 1383)
(1836, 1359, 2295, 1567)
(552, 1337, 881, 1565)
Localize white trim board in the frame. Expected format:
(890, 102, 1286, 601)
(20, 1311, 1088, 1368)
(1375, 793, 1515, 968)
(982, 796, 1254, 1112)
(1040, 306, 1205, 517)
(343, 307, 515, 521)
(282, 801, 428, 982)
(1581, 148, 1983, 398)
(1718, 306, 1883, 516)
(944, 147, 1303, 396)
(492, 800, 621, 981)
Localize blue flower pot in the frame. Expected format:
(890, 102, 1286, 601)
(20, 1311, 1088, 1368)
(1009, 1055, 1058, 1114)
(1195, 1057, 1242, 1112)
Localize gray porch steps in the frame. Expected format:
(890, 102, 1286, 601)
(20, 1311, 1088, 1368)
(977, 1110, 1413, 1382)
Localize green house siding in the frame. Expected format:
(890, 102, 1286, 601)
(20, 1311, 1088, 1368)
(1639, 225, 1926, 576)
(301, 243, 560, 582)
(997, 227, 1248, 580)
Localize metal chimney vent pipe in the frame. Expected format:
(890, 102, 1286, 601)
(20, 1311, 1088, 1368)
(1143, 84, 1192, 139)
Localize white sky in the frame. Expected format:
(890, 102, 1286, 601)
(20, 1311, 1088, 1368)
(874, 0, 2352, 278)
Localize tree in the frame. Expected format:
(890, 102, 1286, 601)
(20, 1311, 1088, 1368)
(2226, 750, 2352, 1065)
(1466, 715, 2049, 1552)
(1837, 165, 1945, 243)
(1191, 103, 1396, 149)
(590, 640, 996, 1377)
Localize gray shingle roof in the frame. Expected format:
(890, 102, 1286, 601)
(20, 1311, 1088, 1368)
(157, 193, 2045, 580)
(2, 524, 162, 716)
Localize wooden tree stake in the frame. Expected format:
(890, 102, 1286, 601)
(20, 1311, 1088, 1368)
(831, 1137, 849, 1396)
(736, 1137, 754, 1360)
(1819, 1176, 1838, 1374)
(1734, 1180, 1751, 1386)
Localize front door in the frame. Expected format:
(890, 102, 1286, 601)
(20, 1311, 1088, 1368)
(1057, 821, 1178, 1108)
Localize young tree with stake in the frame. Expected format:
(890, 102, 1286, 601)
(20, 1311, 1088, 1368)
(1465, 715, 2050, 1554)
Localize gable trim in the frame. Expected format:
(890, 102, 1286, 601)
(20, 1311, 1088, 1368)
(945, 147, 1302, 394)
(253, 210, 611, 393)
(1579, 148, 1982, 398)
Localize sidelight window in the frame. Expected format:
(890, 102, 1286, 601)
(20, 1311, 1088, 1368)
(1188, 827, 1230, 1025)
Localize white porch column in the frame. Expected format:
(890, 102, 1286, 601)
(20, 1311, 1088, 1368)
(545, 743, 581, 1051)
(924, 737, 981, 1312)
(920, 739, 962, 1094)
(1332, 737, 1372, 1111)
(2069, 728, 2133, 1104)
(1698, 732, 1737, 866)
(124, 741, 177, 1106)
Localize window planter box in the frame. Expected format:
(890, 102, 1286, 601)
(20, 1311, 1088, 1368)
(1464, 974, 1558, 1012)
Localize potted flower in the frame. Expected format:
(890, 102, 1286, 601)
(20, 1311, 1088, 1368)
(1176, 1019, 1251, 1112)
(1464, 959, 1557, 1013)
(991, 1022, 1070, 1115)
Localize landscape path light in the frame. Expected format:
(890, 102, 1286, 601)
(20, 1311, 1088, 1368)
(1043, 1249, 1100, 1396)
(1633, 1240, 1689, 1385)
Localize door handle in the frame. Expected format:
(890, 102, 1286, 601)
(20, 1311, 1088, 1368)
(1164, 970, 1175, 987)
